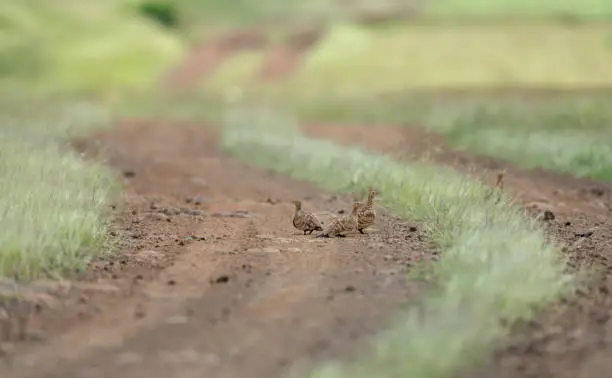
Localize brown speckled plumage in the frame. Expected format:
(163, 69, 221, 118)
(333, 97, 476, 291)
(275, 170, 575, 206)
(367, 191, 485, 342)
(316, 202, 361, 238)
(357, 188, 376, 234)
(292, 200, 324, 235)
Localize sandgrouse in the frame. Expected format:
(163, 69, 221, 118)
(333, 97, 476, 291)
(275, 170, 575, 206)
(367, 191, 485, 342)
(357, 187, 377, 234)
(292, 200, 324, 235)
(316, 201, 361, 238)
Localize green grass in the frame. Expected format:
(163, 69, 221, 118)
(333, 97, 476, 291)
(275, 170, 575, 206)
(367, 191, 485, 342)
(0, 0, 189, 280)
(0, 1, 185, 95)
(173, 0, 318, 27)
(138, 0, 612, 31)
(0, 94, 118, 280)
(290, 90, 612, 181)
(199, 22, 612, 96)
(425, 0, 612, 19)
(0, 1, 183, 280)
(176, 20, 612, 182)
(116, 86, 612, 182)
(219, 107, 574, 378)
(438, 104, 612, 180)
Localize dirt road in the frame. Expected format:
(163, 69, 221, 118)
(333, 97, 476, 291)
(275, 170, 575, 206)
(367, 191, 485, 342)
(303, 123, 612, 378)
(2, 24, 612, 378)
(0, 120, 431, 378)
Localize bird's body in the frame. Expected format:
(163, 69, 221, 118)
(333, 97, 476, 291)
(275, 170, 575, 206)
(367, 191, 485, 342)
(496, 170, 506, 190)
(484, 169, 506, 203)
(316, 202, 361, 238)
(357, 188, 377, 234)
(292, 200, 324, 235)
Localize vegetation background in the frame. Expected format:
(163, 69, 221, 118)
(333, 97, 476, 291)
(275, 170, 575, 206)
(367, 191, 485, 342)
(0, 1, 609, 376)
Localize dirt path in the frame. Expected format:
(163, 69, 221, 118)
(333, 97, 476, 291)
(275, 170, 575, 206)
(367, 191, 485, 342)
(117, 20, 612, 378)
(154, 22, 612, 378)
(160, 6, 426, 87)
(161, 29, 268, 90)
(160, 26, 323, 89)
(0, 120, 431, 378)
(0, 24, 436, 378)
(301, 122, 612, 378)
(3, 20, 612, 378)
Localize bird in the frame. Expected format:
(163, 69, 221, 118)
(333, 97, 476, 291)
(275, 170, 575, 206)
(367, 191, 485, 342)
(316, 201, 361, 238)
(357, 187, 377, 234)
(292, 200, 324, 235)
(494, 169, 506, 190)
(485, 169, 506, 203)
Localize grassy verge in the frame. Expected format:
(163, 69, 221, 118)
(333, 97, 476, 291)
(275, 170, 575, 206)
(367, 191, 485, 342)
(182, 20, 612, 182)
(0, 0, 185, 280)
(431, 96, 612, 181)
(116, 87, 612, 182)
(219, 108, 573, 378)
(293, 90, 612, 181)
(0, 94, 118, 280)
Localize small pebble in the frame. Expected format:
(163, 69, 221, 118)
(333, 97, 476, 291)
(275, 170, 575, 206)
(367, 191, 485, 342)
(214, 275, 230, 284)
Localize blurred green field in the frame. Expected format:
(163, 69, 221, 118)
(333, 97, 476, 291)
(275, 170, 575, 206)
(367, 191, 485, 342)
(0, 1, 607, 378)
(0, 0, 190, 279)
(302, 91, 612, 180)
(426, 0, 612, 18)
(179, 20, 612, 182)
(125, 87, 612, 182)
(202, 22, 612, 94)
(174, 0, 612, 27)
(0, 1, 184, 95)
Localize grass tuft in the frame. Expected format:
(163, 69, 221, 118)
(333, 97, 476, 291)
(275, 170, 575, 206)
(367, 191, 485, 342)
(0, 98, 118, 280)
(219, 108, 574, 378)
